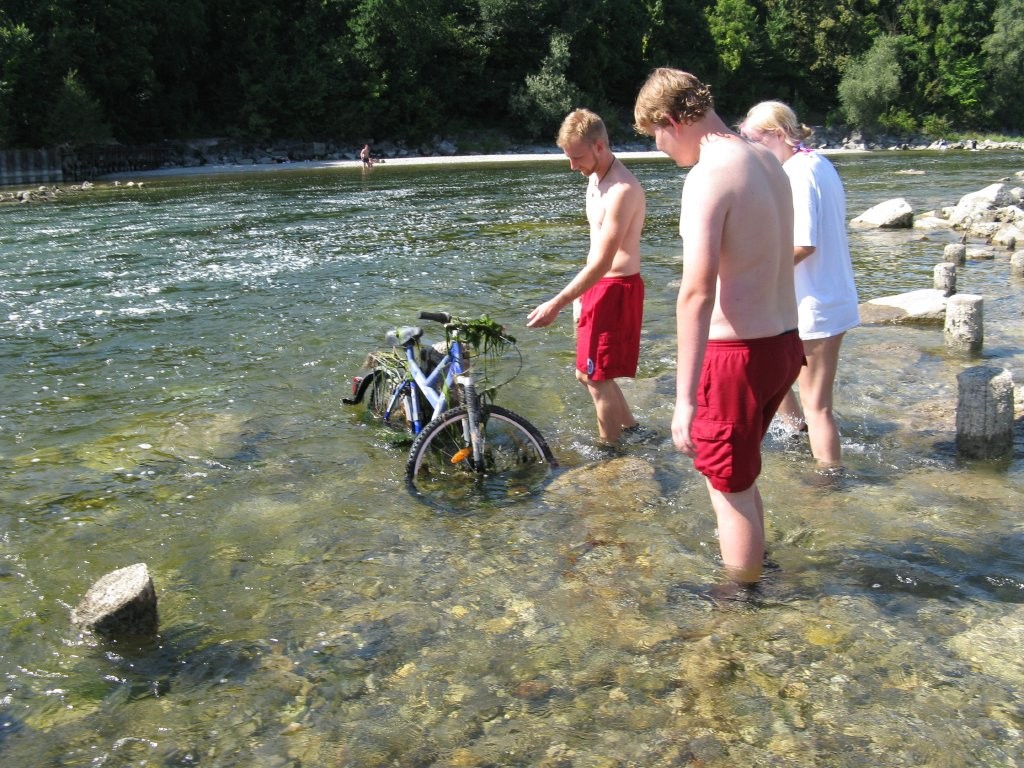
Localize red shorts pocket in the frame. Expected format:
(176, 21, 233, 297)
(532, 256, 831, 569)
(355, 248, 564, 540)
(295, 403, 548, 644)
(691, 419, 759, 493)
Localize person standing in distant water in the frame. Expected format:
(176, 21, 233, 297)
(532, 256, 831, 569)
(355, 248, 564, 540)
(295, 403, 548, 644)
(739, 101, 860, 468)
(360, 143, 374, 168)
(527, 108, 647, 446)
(634, 69, 802, 586)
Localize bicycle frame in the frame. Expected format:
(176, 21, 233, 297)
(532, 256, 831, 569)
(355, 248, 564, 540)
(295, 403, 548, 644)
(384, 334, 469, 434)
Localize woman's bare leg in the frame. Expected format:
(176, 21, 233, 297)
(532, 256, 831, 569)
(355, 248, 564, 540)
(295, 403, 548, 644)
(798, 334, 845, 466)
(775, 387, 805, 430)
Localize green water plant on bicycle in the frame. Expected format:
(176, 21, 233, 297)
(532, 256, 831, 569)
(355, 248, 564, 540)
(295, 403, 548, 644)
(447, 314, 515, 357)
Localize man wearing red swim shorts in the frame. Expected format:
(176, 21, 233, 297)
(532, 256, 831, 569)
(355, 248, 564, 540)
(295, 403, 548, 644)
(527, 108, 646, 445)
(634, 69, 802, 585)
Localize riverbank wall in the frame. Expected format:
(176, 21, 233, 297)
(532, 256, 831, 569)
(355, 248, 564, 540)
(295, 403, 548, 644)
(0, 148, 63, 185)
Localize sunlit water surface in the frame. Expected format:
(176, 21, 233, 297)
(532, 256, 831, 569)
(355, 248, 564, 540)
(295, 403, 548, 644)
(1, 151, 1023, 767)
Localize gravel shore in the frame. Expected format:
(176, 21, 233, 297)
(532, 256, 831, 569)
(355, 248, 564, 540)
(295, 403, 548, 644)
(100, 150, 669, 181)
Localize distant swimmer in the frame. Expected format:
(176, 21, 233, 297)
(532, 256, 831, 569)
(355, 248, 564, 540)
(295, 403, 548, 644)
(360, 144, 374, 168)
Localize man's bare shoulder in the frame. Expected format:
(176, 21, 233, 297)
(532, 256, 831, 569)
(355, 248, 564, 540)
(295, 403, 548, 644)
(603, 165, 645, 206)
(607, 160, 643, 190)
(688, 136, 771, 193)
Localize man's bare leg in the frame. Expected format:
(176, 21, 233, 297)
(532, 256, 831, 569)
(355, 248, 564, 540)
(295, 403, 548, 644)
(576, 370, 636, 442)
(707, 480, 765, 584)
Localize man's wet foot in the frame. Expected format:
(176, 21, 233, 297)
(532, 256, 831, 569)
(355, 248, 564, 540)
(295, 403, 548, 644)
(703, 579, 761, 604)
(574, 439, 622, 461)
(620, 423, 662, 446)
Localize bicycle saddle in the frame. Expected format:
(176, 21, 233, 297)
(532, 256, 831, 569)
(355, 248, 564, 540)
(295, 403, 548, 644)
(386, 325, 423, 346)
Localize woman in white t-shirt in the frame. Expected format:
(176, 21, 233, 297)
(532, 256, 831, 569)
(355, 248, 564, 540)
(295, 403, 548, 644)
(739, 101, 860, 467)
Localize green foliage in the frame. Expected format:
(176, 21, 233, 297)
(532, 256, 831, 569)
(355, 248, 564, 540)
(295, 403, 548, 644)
(878, 107, 918, 135)
(451, 314, 516, 353)
(509, 31, 584, 141)
(0, 0, 1022, 148)
(982, 0, 1024, 127)
(0, 17, 33, 146)
(922, 114, 954, 137)
(838, 35, 903, 129)
(43, 70, 112, 146)
(933, 0, 995, 124)
(640, 0, 716, 79)
(708, 0, 757, 74)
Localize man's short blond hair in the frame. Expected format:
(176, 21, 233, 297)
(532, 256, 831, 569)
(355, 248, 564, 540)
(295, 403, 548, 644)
(633, 68, 714, 136)
(557, 108, 609, 149)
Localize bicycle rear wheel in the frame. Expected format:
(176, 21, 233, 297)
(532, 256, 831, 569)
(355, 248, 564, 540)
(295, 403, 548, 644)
(406, 404, 556, 505)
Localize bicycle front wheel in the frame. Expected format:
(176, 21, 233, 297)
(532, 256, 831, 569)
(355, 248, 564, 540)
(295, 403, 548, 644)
(406, 404, 556, 505)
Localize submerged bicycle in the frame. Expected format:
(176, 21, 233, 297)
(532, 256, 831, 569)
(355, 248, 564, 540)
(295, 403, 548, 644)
(344, 311, 557, 503)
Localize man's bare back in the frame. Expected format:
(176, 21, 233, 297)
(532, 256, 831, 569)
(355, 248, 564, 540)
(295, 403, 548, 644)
(680, 133, 797, 340)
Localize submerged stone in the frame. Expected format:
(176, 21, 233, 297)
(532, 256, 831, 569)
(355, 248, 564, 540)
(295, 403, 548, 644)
(71, 563, 158, 637)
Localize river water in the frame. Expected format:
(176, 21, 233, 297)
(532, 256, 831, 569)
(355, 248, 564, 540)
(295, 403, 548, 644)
(1, 150, 1023, 767)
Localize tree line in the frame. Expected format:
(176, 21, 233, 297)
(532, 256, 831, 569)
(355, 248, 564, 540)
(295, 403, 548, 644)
(2, 0, 1022, 150)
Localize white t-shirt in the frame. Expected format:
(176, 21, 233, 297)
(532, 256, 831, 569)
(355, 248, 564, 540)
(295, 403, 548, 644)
(785, 151, 860, 340)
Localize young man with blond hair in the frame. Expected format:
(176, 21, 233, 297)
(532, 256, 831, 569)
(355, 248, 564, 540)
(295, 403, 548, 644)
(634, 69, 803, 585)
(527, 108, 647, 446)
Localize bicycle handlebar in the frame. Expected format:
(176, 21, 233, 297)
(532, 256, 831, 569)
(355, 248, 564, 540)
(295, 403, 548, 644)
(418, 311, 452, 324)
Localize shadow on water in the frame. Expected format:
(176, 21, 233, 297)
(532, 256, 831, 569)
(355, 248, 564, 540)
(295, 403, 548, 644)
(810, 533, 1024, 605)
(73, 624, 265, 703)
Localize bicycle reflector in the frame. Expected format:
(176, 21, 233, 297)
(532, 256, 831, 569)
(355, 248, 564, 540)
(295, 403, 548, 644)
(451, 447, 471, 464)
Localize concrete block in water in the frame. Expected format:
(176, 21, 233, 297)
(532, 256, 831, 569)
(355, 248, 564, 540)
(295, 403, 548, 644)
(956, 366, 1015, 459)
(943, 243, 967, 265)
(944, 293, 984, 350)
(71, 563, 158, 637)
(934, 262, 957, 296)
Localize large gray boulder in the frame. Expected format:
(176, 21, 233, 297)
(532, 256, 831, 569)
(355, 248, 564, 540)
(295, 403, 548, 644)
(851, 198, 914, 228)
(947, 183, 1017, 229)
(859, 288, 948, 324)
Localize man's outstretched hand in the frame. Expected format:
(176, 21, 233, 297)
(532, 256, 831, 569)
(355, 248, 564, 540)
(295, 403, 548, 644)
(526, 298, 561, 328)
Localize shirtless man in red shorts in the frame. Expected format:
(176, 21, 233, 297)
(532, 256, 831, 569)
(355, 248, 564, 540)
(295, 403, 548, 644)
(527, 109, 646, 446)
(634, 69, 802, 585)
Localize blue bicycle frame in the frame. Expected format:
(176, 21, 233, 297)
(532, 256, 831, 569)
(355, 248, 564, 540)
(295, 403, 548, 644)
(384, 335, 468, 434)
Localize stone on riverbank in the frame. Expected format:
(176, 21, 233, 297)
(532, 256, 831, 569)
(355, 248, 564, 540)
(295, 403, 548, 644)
(851, 198, 914, 228)
(944, 294, 984, 350)
(859, 288, 947, 324)
(71, 563, 158, 637)
(943, 243, 967, 264)
(992, 222, 1024, 249)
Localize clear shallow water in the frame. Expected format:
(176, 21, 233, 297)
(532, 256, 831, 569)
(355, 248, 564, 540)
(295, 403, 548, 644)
(1, 152, 1023, 767)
